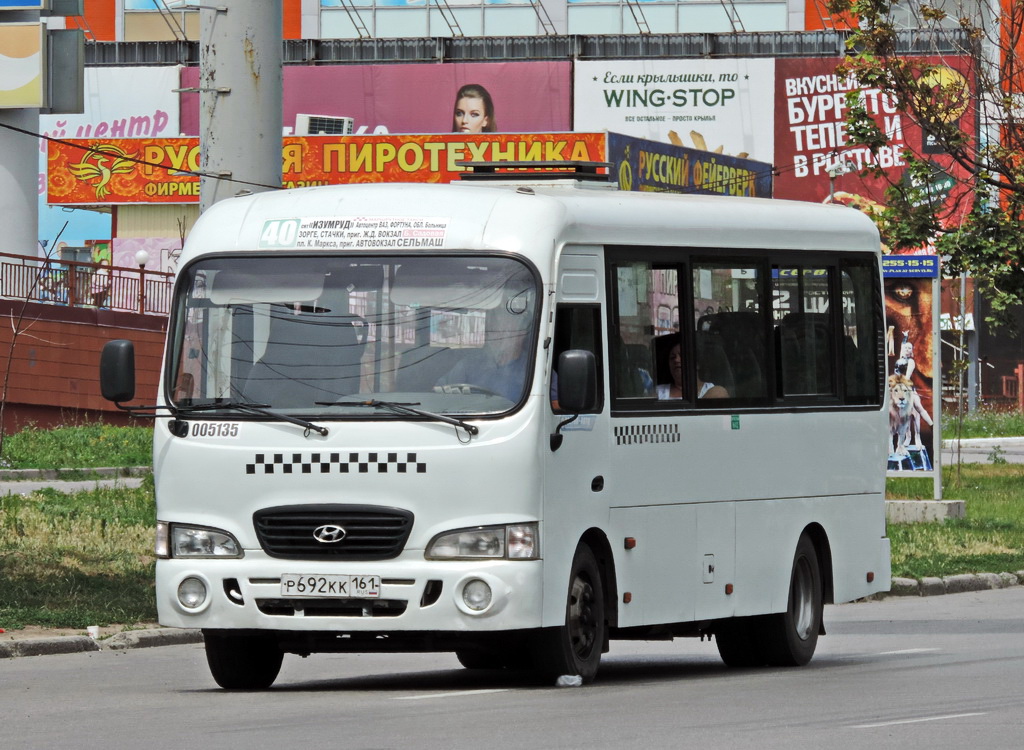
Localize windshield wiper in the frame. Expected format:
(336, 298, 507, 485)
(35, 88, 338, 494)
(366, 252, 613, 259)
(176, 400, 329, 436)
(319, 398, 479, 436)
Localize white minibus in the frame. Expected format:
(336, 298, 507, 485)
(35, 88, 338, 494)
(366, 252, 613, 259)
(101, 174, 891, 688)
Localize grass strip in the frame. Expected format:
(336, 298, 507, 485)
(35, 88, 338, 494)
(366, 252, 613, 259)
(887, 464, 1024, 579)
(1, 423, 153, 470)
(0, 478, 157, 630)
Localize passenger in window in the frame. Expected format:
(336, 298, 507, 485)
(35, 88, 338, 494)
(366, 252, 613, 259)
(657, 342, 728, 400)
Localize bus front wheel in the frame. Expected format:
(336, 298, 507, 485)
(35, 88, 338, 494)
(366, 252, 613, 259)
(204, 631, 283, 690)
(532, 544, 606, 683)
(761, 534, 823, 666)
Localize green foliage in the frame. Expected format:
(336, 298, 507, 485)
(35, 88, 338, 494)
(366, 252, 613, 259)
(936, 193, 1024, 330)
(887, 465, 1024, 579)
(0, 423, 153, 470)
(0, 483, 157, 629)
(949, 406, 1024, 439)
(835, 0, 1024, 318)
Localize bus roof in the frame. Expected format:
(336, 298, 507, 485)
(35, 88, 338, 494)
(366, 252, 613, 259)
(181, 182, 881, 268)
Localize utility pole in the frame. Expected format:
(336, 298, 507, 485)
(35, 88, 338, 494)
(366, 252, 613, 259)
(199, 0, 283, 212)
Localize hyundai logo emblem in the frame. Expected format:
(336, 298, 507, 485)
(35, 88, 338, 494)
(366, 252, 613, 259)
(313, 524, 347, 544)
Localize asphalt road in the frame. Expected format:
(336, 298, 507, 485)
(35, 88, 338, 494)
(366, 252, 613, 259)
(2, 587, 1022, 750)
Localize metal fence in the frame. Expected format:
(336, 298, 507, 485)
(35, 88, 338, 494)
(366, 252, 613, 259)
(0, 252, 174, 316)
(84, 29, 970, 66)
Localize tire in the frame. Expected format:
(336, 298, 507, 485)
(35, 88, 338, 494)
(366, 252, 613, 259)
(203, 631, 284, 690)
(532, 544, 606, 683)
(714, 616, 767, 668)
(761, 534, 823, 667)
(455, 647, 511, 670)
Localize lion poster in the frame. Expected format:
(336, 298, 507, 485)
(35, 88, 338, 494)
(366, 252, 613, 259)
(884, 261, 938, 473)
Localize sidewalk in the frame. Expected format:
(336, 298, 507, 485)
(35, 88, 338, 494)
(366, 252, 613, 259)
(941, 436, 1024, 464)
(0, 466, 148, 495)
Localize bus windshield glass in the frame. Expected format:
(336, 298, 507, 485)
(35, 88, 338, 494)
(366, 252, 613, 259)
(168, 255, 539, 417)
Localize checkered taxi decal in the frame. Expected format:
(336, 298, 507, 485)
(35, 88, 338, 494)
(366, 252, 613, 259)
(246, 452, 427, 475)
(614, 424, 680, 446)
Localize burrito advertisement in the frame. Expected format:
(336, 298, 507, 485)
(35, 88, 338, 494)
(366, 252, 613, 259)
(774, 55, 975, 240)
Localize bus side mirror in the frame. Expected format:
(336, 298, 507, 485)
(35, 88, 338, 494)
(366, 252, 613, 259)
(557, 349, 597, 413)
(100, 339, 137, 403)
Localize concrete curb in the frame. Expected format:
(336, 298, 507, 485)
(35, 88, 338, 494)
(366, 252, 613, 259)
(0, 629, 202, 659)
(0, 466, 150, 481)
(886, 571, 1024, 597)
(0, 635, 100, 659)
(104, 628, 203, 651)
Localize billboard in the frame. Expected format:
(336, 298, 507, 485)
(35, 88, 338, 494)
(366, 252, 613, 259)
(884, 257, 940, 480)
(573, 59, 776, 165)
(0, 22, 45, 108)
(774, 55, 974, 240)
(48, 132, 778, 205)
(179, 61, 573, 136)
(606, 132, 772, 197)
(39, 66, 180, 246)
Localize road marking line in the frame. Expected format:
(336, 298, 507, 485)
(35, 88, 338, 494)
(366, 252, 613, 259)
(876, 648, 941, 656)
(852, 712, 987, 729)
(395, 689, 509, 701)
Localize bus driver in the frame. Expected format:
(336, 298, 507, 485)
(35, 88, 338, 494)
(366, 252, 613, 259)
(436, 280, 535, 402)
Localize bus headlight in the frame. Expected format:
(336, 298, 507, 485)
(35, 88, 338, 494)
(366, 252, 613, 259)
(157, 521, 242, 559)
(426, 523, 539, 560)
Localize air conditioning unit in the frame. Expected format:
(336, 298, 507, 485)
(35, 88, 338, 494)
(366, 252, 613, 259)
(295, 114, 354, 136)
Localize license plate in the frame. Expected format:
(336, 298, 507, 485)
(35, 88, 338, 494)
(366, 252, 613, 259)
(280, 574, 380, 599)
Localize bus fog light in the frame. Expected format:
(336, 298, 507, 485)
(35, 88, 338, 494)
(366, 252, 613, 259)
(462, 579, 492, 612)
(177, 577, 208, 610)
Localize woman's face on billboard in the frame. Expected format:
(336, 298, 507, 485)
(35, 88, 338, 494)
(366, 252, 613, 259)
(454, 96, 489, 133)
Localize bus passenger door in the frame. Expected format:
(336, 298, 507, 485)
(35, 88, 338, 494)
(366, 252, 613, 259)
(542, 249, 611, 626)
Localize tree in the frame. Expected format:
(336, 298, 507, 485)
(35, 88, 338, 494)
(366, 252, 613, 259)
(825, 0, 1024, 325)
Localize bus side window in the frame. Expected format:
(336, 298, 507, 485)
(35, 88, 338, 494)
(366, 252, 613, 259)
(693, 262, 768, 401)
(610, 262, 670, 400)
(551, 304, 603, 413)
(841, 259, 883, 404)
(773, 266, 836, 398)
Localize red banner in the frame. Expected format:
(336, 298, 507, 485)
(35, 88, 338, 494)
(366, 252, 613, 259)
(47, 133, 608, 205)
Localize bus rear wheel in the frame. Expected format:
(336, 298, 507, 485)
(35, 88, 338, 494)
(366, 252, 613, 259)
(761, 534, 823, 666)
(532, 544, 606, 683)
(204, 631, 283, 690)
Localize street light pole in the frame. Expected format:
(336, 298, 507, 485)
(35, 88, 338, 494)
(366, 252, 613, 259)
(135, 249, 150, 315)
(826, 158, 851, 201)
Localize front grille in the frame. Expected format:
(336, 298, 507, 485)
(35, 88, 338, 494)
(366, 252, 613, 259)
(253, 504, 414, 560)
(256, 598, 407, 617)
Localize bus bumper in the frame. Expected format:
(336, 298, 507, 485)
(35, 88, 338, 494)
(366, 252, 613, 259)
(155, 556, 545, 638)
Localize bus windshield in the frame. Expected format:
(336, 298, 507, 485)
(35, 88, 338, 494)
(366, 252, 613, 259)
(168, 255, 539, 417)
